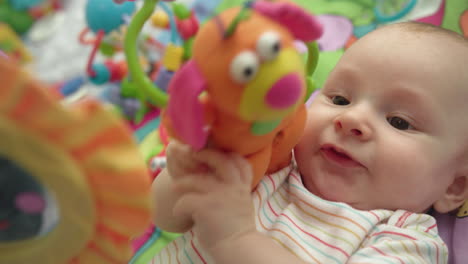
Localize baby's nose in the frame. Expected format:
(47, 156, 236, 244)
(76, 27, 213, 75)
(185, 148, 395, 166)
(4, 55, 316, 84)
(265, 73, 302, 109)
(335, 121, 363, 136)
(334, 112, 372, 140)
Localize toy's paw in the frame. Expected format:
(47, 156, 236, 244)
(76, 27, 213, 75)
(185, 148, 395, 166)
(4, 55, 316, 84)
(253, 1, 323, 42)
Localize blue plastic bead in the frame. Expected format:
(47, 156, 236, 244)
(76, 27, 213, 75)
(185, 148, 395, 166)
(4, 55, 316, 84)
(193, 0, 223, 21)
(85, 0, 135, 34)
(89, 64, 110, 85)
(60, 76, 86, 96)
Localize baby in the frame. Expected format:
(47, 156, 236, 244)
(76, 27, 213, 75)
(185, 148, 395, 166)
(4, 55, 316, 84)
(151, 22, 468, 263)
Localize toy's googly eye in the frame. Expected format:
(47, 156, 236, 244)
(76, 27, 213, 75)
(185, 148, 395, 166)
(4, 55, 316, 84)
(256, 31, 281, 61)
(230, 51, 259, 83)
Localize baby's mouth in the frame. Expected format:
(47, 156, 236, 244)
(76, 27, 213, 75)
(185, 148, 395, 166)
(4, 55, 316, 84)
(330, 148, 350, 159)
(320, 145, 363, 168)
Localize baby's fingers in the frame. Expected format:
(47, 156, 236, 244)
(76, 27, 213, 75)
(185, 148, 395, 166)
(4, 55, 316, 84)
(173, 175, 218, 194)
(230, 153, 253, 186)
(193, 149, 241, 184)
(166, 141, 200, 178)
(173, 193, 206, 221)
(166, 141, 195, 164)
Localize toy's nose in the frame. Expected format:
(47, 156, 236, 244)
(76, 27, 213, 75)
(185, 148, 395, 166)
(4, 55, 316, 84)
(265, 73, 302, 109)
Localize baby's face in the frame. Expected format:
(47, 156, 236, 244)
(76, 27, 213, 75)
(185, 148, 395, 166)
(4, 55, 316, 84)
(295, 27, 468, 212)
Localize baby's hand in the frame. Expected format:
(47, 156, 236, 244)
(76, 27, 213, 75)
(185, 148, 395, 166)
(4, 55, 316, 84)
(165, 140, 209, 179)
(171, 147, 257, 252)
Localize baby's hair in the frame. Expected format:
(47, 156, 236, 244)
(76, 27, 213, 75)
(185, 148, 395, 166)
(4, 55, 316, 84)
(385, 21, 468, 48)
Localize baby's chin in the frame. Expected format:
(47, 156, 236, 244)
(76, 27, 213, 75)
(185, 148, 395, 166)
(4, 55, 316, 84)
(300, 172, 377, 211)
(300, 170, 429, 212)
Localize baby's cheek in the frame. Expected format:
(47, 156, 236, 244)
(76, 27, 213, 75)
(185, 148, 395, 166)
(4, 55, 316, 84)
(294, 148, 313, 179)
(387, 151, 432, 185)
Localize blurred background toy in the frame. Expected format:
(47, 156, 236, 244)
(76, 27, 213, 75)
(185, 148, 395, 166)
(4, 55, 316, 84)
(123, 0, 195, 109)
(81, 0, 135, 85)
(73, 0, 199, 124)
(0, 54, 151, 264)
(107, 0, 200, 123)
(73, 0, 148, 122)
(0, 0, 63, 35)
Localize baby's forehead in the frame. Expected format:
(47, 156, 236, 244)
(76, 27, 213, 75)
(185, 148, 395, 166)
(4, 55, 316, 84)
(359, 26, 467, 73)
(344, 26, 468, 103)
(370, 23, 468, 52)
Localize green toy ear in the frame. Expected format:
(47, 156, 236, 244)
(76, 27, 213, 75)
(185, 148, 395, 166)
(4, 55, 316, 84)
(304, 41, 320, 101)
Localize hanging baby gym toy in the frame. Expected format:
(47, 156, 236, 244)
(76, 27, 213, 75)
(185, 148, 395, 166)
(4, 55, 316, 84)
(80, 0, 136, 85)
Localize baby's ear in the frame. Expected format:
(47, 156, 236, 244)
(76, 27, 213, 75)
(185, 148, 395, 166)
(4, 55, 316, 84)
(433, 174, 468, 214)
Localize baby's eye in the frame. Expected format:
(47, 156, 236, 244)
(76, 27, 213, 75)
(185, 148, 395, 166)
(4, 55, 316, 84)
(331, 96, 350, 105)
(387, 116, 412, 130)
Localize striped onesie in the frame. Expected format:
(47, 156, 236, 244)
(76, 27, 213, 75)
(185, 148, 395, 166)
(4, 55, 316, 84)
(151, 164, 448, 264)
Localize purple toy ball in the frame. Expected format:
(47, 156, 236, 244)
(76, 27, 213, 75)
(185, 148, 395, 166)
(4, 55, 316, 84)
(122, 98, 141, 117)
(154, 67, 174, 92)
(108, 85, 123, 105)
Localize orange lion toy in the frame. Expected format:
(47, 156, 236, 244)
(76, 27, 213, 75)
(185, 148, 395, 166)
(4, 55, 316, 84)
(163, 1, 323, 187)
